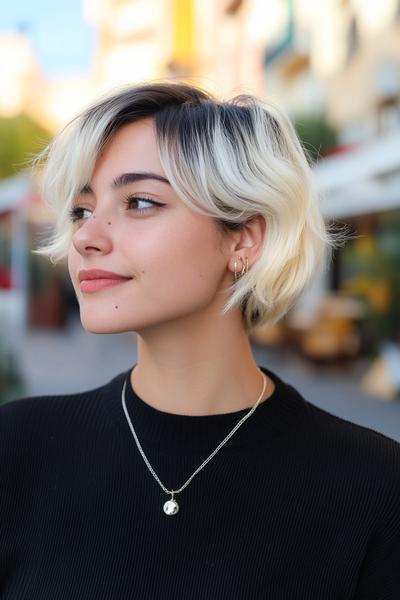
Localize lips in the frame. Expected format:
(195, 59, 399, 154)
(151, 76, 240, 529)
(78, 269, 133, 293)
(78, 269, 132, 282)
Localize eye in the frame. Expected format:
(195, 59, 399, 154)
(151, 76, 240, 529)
(123, 195, 165, 213)
(68, 207, 92, 223)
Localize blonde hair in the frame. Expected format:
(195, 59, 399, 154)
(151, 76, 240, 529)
(32, 81, 346, 332)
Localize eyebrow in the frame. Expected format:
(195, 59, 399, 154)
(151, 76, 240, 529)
(79, 172, 170, 194)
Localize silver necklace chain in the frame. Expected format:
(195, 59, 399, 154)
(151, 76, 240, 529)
(121, 369, 268, 515)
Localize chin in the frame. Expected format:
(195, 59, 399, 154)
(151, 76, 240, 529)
(79, 309, 155, 335)
(80, 322, 125, 335)
(78, 310, 133, 335)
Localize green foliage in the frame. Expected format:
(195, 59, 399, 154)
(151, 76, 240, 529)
(293, 113, 338, 164)
(0, 114, 51, 180)
(341, 210, 400, 350)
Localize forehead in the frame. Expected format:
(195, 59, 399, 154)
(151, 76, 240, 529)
(92, 117, 162, 179)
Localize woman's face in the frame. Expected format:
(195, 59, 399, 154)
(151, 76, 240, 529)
(68, 118, 234, 334)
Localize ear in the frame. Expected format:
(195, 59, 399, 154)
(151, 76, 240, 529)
(226, 215, 266, 273)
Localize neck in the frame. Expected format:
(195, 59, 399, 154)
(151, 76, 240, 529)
(130, 308, 275, 416)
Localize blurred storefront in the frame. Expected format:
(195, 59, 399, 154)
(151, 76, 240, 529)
(0, 172, 68, 333)
(0, 173, 29, 400)
(0, 172, 73, 402)
(315, 131, 400, 355)
(252, 130, 400, 371)
(249, 0, 400, 374)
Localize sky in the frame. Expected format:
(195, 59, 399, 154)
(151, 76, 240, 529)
(0, 0, 95, 76)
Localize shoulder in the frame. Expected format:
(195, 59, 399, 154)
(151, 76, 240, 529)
(0, 384, 99, 427)
(265, 366, 400, 472)
(282, 387, 400, 531)
(301, 396, 400, 454)
(293, 391, 400, 489)
(0, 369, 128, 452)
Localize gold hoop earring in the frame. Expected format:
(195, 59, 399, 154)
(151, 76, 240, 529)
(234, 256, 249, 281)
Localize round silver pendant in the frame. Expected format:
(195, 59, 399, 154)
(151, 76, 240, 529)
(163, 499, 179, 515)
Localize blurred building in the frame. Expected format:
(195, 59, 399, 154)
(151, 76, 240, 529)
(2, 1, 399, 137)
(0, 1, 272, 133)
(0, 32, 43, 120)
(84, 0, 269, 97)
(0, 30, 92, 132)
(261, 0, 400, 357)
(84, 0, 171, 88)
(262, 0, 400, 126)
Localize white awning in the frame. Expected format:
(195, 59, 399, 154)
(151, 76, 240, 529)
(313, 131, 400, 219)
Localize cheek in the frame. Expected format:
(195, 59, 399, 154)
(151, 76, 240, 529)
(131, 222, 223, 298)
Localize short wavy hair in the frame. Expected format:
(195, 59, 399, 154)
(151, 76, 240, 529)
(32, 81, 346, 332)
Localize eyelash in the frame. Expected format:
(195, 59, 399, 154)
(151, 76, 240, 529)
(68, 196, 164, 223)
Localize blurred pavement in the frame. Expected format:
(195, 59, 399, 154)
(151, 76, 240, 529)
(12, 313, 400, 444)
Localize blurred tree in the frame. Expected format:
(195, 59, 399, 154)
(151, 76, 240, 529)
(293, 113, 338, 164)
(0, 114, 50, 180)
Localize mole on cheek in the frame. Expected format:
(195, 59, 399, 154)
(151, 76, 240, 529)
(108, 222, 111, 225)
(115, 305, 118, 309)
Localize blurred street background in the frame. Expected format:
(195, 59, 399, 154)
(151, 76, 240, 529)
(1, 0, 400, 442)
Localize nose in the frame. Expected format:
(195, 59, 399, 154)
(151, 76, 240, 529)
(71, 212, 113, 256)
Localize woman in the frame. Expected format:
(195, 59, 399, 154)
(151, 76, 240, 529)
(1, 82, 399, 599)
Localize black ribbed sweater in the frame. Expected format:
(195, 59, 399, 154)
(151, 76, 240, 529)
(1, 364, 400, 599)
